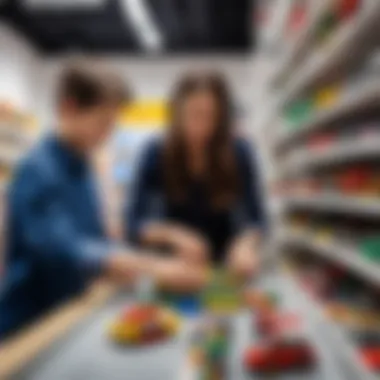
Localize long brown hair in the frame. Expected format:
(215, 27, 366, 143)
(164, 71, 239, 209)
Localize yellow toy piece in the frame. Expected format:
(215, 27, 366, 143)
(314, 228, 333, 243)
(109, 320, 141, 343)
(314, 85, 341, 110)
(108, 304, 181, 345)
(158, 308, 181, 334)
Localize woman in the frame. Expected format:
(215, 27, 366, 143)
(126, 71, 266, 281)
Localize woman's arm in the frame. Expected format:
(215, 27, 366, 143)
(227, 140, 267, 280)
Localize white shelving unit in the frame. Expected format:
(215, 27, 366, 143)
(255, 1, 380, 379)
(275, 82, 380, 151)
(260, 273, 348, 380)
(0, 123, 30, 144)
(280, 231, 380, 286)
(283, 272, 376, 380)
(0, 148, 22, 165)
(284, 195, 380, 218)
(0, 119, 32, 184)
(281, 137, 380, 176)
(272, 0, 332, 86)
(263, 0, 380, 135)
(0, 181, 7, 194)
(280, 0, 380, 102)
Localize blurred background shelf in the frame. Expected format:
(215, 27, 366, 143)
(269, 273, 347, 380)
(258, 1, 380, 378)
(281, 137, 380, 176)
(0, 181, 7, 194)
(271, 0, 332, 87)
(0, 149, 20, 166)
(0, 125, 31, 146)
(264, 0, 380, 135)
(282, 272, 374, 380)
(275, 82, 380, 151)
(278, 0, 380, 110)
(284, 195, 380, 218)
(280, 231, 380, 286)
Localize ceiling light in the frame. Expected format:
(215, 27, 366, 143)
(120, 0, 163, 52)
(23, 0, 107, 10)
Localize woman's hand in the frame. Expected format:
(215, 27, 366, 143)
(168, 225, 210, 264)
(142, 223, 210, 264)
(227, 231, 261, 281)
(152, 258, 209, 292)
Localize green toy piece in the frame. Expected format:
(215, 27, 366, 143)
(359, 237, 380, 263)
(195, 318, 231, 380)
(283, 98, 314, 130)
(201, 270, 242, 314)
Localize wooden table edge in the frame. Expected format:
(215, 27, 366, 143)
(0, 281, 116, 379)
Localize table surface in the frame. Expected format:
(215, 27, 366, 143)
(11, 294, 191, 380)
(1, 277, 340, 380)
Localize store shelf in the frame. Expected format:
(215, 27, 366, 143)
(285, 194, 380, 218)
(281, 272, 368, 380)
(280, 1, 380, 108)
(283, 272, 375, 380)
(0, 181, 7, 194)
(275, 83, 380, 151)
(0, 124, 30, 145)
(264, 3, 380, 379)
(254, 273, 345, 379)
(280, 231, 380, 286)
(0, 150, 20, 166)
(272, 0, 332, 87)
(267, 0, 294, 51)
(281, 136, 380, 176)
(264, 1, 380, 136)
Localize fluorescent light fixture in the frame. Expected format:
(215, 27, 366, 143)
(23, 0, 107, 9)
(120, 0, 163, 52)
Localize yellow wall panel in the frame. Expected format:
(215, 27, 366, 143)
(118, 99, 168, 129)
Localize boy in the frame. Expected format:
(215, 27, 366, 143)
(0, 64, 207, 339)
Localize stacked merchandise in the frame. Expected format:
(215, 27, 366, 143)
(286, 212, 380, 265)
(255, 0, 380, 379)
(284, 251, 380, 376)
(272, 0, 363, 88)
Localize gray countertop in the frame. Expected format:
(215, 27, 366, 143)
(10, 280, 338, 380)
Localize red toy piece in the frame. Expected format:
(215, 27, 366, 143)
(338, 166, 371, 195)
(244, 339, 316, 374)
(256, 312, 278, 336)
(307, 133, 335, 152)
(361, 347, 380, 371)
(110, 304, 180, 345)
(359, 345, 380, 371)
(338, 0, 361, 20)
(256, 312, 302, 337)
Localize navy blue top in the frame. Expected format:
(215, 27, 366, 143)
(126, 138, 266, 262)
(0, 135, 110, 339)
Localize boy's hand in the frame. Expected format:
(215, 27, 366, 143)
(104, 253, 143, 284)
